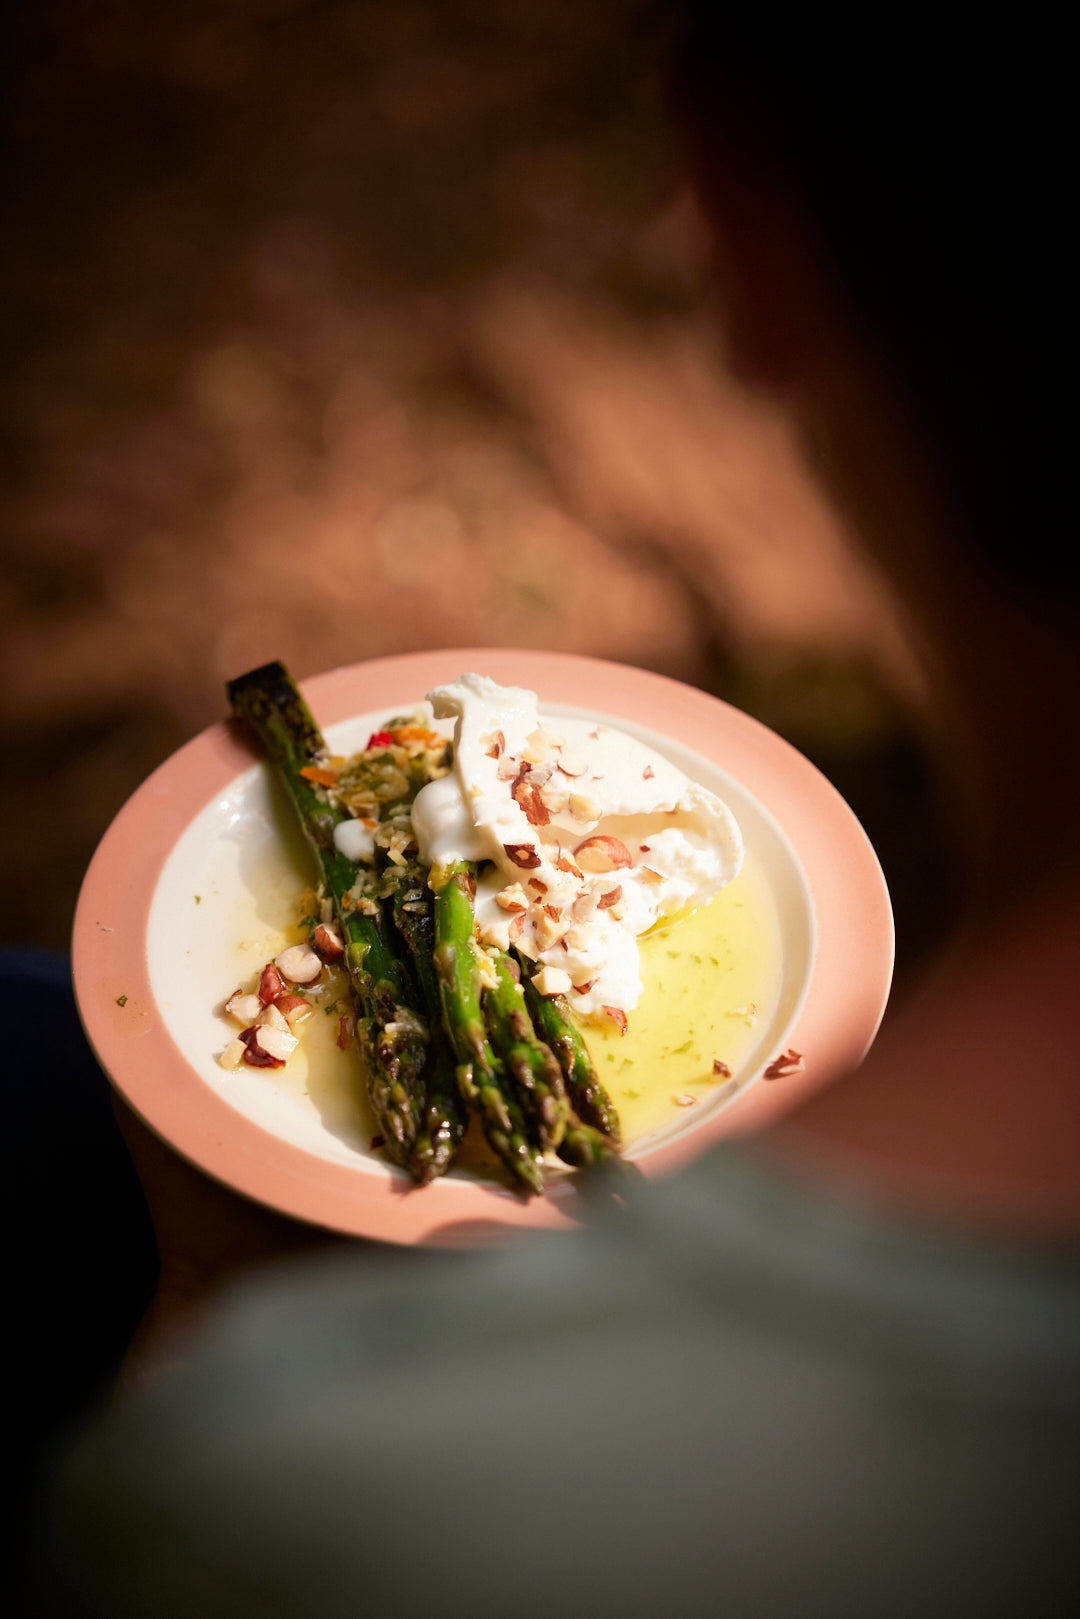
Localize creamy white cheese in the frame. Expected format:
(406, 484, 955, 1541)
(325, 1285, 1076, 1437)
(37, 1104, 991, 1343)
(333, 817, 378, 863)
(410, 673, 743, 1016)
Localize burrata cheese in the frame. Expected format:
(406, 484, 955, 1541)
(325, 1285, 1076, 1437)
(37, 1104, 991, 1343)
(410, 673, 743, 1016)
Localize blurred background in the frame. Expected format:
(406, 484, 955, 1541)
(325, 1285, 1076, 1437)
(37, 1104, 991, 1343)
(0, 0, 960, 983)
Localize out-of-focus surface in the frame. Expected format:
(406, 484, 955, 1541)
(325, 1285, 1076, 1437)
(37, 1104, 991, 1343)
(0, 1, 955, 975)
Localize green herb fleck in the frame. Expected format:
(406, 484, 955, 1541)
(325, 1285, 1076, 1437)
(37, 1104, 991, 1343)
(672, 1039, 693, 1054)
(194, 895, 202, 905)
(116, 995, 128, 1007)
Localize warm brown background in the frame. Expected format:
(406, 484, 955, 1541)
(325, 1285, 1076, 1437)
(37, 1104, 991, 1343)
(0, 1, 958, 981)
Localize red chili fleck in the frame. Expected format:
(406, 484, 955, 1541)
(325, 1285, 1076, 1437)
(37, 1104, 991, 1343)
(367, 729, 393, 749)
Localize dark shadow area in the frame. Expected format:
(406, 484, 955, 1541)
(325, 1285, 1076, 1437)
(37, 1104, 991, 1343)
(2, 950, 158, 1574)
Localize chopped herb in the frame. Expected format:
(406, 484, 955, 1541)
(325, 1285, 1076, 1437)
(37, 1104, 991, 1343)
(624, 1088, 641, 1100)
(115, 995, 127, 1007)
(691, 953, 702, 963)
(667, 950, 680, 959)
(194, 895, 202, 904)
(672, 1039, 693, 1054)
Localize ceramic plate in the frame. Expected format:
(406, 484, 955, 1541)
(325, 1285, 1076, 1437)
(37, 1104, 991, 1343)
(73, 650, 893, 1244)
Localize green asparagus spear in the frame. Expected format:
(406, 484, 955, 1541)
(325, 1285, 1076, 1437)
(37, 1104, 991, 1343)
(227, 661, 428, 1168)
(520, 970, 622, 1147)
(557, 1116, 627, 1170)
(392, 860, 470, 1182)
(431, 860, 545, 1195)
(482, 953, 570, 1151)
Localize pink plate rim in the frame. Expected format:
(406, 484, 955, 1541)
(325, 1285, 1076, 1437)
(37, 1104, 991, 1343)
(72, 648, 894, 1246)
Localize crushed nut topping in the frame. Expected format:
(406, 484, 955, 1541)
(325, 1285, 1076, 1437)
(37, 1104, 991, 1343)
(601, 1005, 628, 1035)
(512, 772, 551, 827)
(763, 1049, 804, 1080)
(573, 834, 632, 873)
(727, 1003, 758, 1025)
(504, 842, 542, 869)
(495, 882, 529, 912)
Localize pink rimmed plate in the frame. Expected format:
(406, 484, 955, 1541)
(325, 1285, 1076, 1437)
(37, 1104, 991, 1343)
(72, 650, 893, 1245)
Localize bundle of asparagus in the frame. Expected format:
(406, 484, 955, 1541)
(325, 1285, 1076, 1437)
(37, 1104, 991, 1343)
(227, 661, 624, 1194)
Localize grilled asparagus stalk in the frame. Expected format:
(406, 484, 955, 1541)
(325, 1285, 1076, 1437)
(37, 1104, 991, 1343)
(520, 970, 622, 1147)
(431, 859, 544, 1195)
(227, 661, 429, 1169)
(482, 952, 570, 1152)
(391, 859, 470, 1182)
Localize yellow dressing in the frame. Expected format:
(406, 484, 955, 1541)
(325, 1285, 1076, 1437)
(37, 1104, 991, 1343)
(579, 853, 781, 1145)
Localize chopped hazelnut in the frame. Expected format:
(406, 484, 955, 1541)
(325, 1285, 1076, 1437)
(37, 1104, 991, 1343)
(274, 944, 323, 985)
(573, 834, 632, 872)
(495, 882, 529, 912)
(532, 964, 572, 996)
(763, 1049, 804, 1080)
(504, 843, 542, 870)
